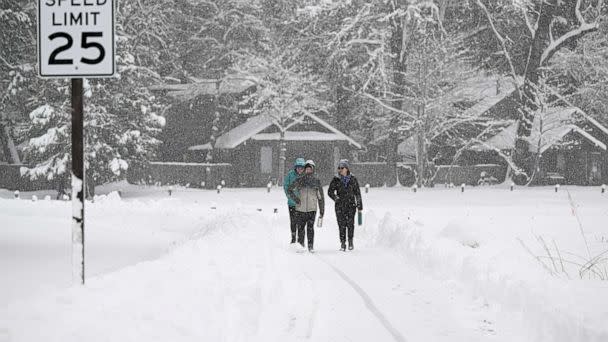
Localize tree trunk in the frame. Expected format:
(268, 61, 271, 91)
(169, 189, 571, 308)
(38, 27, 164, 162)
(0, 122, 21, 164)
(86, 175, 95, 200)
(385, 12, 410, 187)
(277, 129, 286, 186)
(415, 132, 426, 187)
(385, 121, 400, 187)
(206, 81, 222, 163)
(335, 85, 349, 132)
(415, 103, 427, 188)
(513, 0, 557, 178)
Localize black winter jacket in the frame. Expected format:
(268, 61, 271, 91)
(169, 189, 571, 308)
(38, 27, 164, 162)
(327, 174, 363, 211)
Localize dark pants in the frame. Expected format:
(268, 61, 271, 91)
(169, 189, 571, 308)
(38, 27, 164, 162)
(288, 206, 297, 242)
(296, 211, 316, 248)
(336, 207, 356, 243)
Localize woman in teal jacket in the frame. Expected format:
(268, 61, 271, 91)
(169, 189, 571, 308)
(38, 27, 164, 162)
(284, 157, 306, 244)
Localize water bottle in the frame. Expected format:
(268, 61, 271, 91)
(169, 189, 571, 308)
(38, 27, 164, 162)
(317, 217, 323, 228)
(357, 211, 363, 226)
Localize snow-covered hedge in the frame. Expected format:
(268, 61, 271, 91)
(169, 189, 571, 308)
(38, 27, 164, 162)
(0, 164, 54, 191)
(127, 161, 234, 189)
(434, 164, 507, 186)
(349, 162, 389, 187)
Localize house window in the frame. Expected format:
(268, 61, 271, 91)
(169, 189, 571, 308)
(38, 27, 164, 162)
(260, 146, 273, 174)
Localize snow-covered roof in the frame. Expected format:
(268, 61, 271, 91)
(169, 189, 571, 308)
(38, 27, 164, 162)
(300, 113, 362, 149)
(149, 162, 232, 166)
(252, 131, 347, 142)
(450, 74, 516, 102)
(149, 77, 256, 100)
(187, 143, 213, 151)
(207, 113, 363, 150)
(470, 107, 607, 153)
(214, 115, 274, 149)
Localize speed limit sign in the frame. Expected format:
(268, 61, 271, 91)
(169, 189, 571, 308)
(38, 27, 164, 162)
(38, 0, 115, 78)
(37, 0, 116, 285)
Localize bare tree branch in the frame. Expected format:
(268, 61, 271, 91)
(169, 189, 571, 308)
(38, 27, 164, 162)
(0, 55, 17, 70)
(475, 0, 523, 100)
(522, 5, 536, 37)
(355, 90, 416, 120)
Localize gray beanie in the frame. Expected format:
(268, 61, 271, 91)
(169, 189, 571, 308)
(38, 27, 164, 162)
(338, 159, 349, 169)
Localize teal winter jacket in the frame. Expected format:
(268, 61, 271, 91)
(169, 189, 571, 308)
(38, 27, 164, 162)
(283, 169, 299, 207)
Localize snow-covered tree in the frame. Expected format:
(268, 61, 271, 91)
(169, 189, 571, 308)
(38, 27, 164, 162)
(19, 2, 171, 195)
(550, 19, 608, 126)
(233, 51, 330, 185)
(292, 0, 460, 185)
(473, 0, 605, 180)
(0, 1, 36, 164)
(304, 0, 489, 185)
(22, 68, 166, 195)
(170, 0, 269, 79)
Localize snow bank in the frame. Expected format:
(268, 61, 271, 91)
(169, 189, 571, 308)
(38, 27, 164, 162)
(0, 194, 213, 307)
(364, 208, 608, 342)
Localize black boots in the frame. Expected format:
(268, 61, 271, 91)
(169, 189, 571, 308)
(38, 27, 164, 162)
(290, 233, 296, 244)
(340, 239, 354, 251)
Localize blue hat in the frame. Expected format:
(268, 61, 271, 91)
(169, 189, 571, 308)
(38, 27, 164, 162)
(294, 158, 306, 168)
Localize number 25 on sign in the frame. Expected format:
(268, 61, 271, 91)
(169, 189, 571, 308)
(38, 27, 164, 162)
(38, 0, 115, 78)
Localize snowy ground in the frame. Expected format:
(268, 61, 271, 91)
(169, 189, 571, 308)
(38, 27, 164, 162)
(1, 183, 607, 341)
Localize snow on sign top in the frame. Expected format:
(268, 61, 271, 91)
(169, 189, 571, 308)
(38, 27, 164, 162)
(38, 0, 115, 78)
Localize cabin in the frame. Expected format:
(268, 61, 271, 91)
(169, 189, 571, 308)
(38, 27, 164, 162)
(186, 113, 363, 186)
(147, 76, 364, 187)
(468, 107, 608, 185)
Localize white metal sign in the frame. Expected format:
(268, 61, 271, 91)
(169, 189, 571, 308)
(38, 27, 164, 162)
(38, 0, 115, 78)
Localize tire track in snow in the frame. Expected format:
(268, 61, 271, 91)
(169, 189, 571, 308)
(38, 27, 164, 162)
(302, 272, 319, 339)
(317, 255, 408, 342)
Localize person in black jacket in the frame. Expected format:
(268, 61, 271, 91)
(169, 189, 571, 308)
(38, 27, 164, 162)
(327, 159, 363, 251)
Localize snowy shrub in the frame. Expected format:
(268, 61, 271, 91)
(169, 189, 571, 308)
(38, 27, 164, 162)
(519, 190, 608, 280)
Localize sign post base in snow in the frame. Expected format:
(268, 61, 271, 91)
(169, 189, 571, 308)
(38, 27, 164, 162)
(72, 78, 85, 285)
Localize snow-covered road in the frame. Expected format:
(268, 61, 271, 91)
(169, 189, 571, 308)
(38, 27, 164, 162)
(1, 184, 607, 341)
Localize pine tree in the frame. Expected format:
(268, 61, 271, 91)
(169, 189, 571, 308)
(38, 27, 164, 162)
(19, 2, 171, 194)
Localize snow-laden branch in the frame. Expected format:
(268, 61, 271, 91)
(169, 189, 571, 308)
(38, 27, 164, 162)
(540, 0, 601, 65)
(540, 25, 598, 66)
